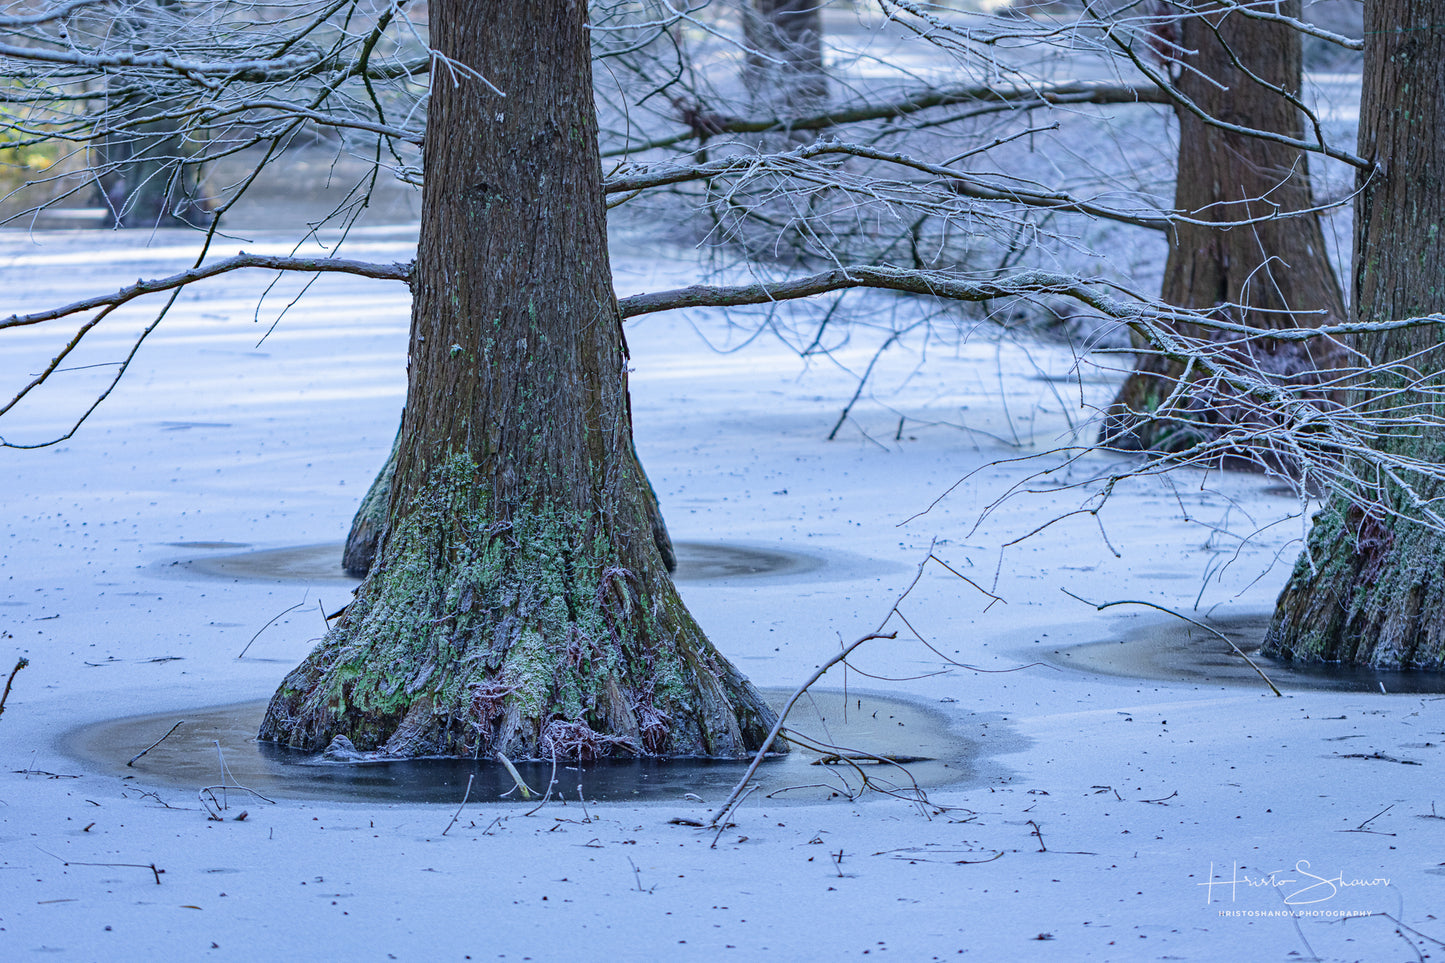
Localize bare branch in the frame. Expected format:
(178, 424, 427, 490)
(602, 79, 1170, 157)
(1, 254, 413, 331)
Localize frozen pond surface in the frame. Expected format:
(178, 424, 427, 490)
(1051, 615, 1445, 694)
(5, 223, 1444, 961)
(164, 538, 886, 586)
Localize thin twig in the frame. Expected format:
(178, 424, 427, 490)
(1028, 819, 1047, 852)
(1, 254, 411, 332)
(36, 848, 162, 885)
(0, 657, 27, 718)
(1338, 803, 1397, 836)
(524, 751, 559, 817)
(709, 548, 944, 829)
(127, 720, 184, 767)
(1063, 591, 1282, 697)
(237, 599, 308, 659)
(707, 630, 896, 829)
(441, 773, 475, 836)
(627, 856, 654, 893)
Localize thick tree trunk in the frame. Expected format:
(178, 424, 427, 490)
(1263, 0, 1445, 669)
(262, 0, 776, 758)
(1100, 2, 1346, 456)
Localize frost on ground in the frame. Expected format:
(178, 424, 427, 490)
(2, 227, 1443, 961)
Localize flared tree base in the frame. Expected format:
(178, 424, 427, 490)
(265, 460, 775, 759)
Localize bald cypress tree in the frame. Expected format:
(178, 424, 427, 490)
(260, 0, 776, 758)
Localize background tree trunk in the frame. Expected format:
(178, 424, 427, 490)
(96, 112, 198, 229)
(262, 0, 776, 758)
(93, 1, 201, 229)
(1100, 1, 1346, 456)
(1263, 0, 1445, 669)
(742, 0, 828, 128)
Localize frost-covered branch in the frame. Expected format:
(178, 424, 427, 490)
(620, 266, 1132, 319)
(601, 78, 1171, 157)
(0, 253, 413, 331)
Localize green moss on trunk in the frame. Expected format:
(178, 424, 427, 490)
(264, 456, 775, 758)
(1263, 0, 1445, 672)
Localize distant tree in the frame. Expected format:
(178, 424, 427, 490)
(1101, 0, 1347, 460)
(92, 0, 203, 228)
(742, 0, 827, 126)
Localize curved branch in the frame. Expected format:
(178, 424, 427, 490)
(1207, 0, 1363, 52)
(621, 264, 1445, 347)
(0, 0, 109, 27)
(1091, 14, 1371, 170)
(605, 139, 1343, 235)
(0, 41, 320, 80)
(1, 254, 413, 331)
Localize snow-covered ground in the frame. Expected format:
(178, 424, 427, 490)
(3, 226, 1443, 961)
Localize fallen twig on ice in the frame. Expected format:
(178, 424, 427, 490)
(0, 657, 28, 718)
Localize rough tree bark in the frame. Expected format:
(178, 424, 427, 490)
(261, 0, 776, 758)
(1263, 0, 1445, 669)
(1100, 1, 1346, 455)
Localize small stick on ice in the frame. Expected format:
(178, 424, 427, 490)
(37, 848, 162, 884)
(524, 751, 559, 816)
(1028, 819, 1047, 853)
(1, 657, 28, 718)
(127, 720, 184, 767)
(442, 773, 475, 835)
(237, 598, 308, 659)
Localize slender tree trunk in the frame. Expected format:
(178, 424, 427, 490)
(1100, 2, 1346, 456)
(1264, 0, 1445, 668)
(262, 0, 775, 758)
